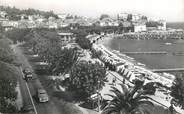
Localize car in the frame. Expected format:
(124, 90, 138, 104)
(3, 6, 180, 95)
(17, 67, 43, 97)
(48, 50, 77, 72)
(37, 89, 49, 103)
(23, 68, 33, 80)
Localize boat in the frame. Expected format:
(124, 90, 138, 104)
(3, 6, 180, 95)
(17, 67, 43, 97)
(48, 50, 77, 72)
(165, 42, 172, 45)
(137, 62, 146, 67)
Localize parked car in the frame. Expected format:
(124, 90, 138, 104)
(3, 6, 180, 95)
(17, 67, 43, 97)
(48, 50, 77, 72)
(37, 88, 49, 103)
(23, 68, 33, 81)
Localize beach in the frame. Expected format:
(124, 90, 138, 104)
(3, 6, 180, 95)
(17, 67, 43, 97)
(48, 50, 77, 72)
(101, 36, 184, 70)
(98, 35, 147, 68)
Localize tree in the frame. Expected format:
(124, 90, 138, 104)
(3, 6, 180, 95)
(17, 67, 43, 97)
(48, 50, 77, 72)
(0, 6, 58, 20)
(170, 73, 184, 109)
(100, 14, 110, 20)
(0, 39, 15, 64)
(127, 14, 132, 21)
(141, 16, 148, 21)
(67, 61, 107, 101)
(143, 82, 158, 95)
(0, 23, 3, 33)
(91, 49, 103, 59)
(0, 61, 18, 113)
(76, 37, 92, 49)
(49, 48, 79, 75)
(102, 83, 154, 114)
(26, 30, 78, 75)
(5, 28, 31, 43)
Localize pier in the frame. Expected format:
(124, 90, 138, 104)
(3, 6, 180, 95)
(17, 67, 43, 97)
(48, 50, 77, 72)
(114, 31, 184, 40)
(151, 68, 184, 73)
(123, 51, 168, 55)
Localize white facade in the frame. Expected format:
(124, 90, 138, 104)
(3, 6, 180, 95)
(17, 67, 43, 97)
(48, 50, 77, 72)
(58, 32, 75, 43)
(158, 20, 166, 30)
(0, 11, 7, 18)
(132, 14, 142, 22)
(2, 21, 18, 28)
(118, 13, 129, 20)
(58, 14, 68, 20)
(134, 24, 146, 32)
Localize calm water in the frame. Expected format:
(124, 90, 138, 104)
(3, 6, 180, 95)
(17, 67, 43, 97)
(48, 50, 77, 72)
(105, 39, 184, 69)
(167, 22, 184, 30)
(104, 22, 184, 69)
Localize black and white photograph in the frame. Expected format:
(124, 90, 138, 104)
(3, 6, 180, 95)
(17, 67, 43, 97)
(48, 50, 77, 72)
(0, 0, 184, 114)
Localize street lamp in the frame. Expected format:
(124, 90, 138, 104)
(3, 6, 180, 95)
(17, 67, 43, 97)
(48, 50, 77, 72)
(97, 80, 100, 112)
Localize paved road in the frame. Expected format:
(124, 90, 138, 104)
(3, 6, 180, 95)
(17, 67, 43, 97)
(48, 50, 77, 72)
(14, 44, 61, 114)
(13, 43, 102, 114)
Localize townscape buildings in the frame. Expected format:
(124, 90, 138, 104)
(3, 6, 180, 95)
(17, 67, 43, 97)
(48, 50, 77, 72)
(0, 10, 169, 32)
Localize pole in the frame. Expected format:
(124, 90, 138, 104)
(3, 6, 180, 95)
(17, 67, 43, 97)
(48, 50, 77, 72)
(97, 80, 100, 112)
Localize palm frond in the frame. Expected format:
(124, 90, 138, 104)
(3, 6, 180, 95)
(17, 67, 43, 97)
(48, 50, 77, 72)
(110, 86, 124, 98)
(119, 83, 129, 95)
(129, 87, 139, 98)
(134, 95, 151, 102)
(137, 100, 154, 107)
(102, 106, 119, 114)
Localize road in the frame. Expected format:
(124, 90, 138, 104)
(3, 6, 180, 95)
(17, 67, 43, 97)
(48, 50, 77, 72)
(14, 44, 61, 114)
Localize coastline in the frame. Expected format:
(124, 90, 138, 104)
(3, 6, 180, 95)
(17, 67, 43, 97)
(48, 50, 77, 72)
(94, 35, 175, 85)
(98, 34, 184, 70)
(98, 36, 147, 69)
(93, 35, 184, 114)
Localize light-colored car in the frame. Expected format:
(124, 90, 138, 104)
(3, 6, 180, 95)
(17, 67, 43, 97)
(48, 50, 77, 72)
(37, 89, 49, 103)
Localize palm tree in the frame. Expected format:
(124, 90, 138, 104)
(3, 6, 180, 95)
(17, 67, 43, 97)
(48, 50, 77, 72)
(102, 83, 154, 114)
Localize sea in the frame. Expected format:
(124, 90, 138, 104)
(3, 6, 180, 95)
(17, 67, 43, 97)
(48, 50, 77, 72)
(104, 22, 184, 70)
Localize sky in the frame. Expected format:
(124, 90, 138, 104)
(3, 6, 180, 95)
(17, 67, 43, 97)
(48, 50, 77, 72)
(1, 0, 184, 22)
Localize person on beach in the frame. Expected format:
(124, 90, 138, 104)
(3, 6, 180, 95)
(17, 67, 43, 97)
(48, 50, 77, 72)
(112, 77, 116, 86)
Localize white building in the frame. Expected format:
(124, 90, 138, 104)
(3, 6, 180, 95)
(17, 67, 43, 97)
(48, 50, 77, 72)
(118, 13, 129, 21)
(47, 21, 58, 29)
(157, 20, 166, 31)
(58, 14, 68, 20)
(132, 14, 142, 22)
(134, 24, 147, 32)
(0, 11, 7, 18)
(57, 32, 76, 44)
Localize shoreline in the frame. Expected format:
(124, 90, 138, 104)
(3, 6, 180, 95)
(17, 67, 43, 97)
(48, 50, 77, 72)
(93, 35, 176, 86)
(98, 35, 184, 70)
(92, 35, 184, 114)
(99, 36, 148, 69)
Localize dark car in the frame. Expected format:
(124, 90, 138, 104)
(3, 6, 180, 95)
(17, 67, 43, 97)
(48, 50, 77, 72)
(23, 68, 33, 81)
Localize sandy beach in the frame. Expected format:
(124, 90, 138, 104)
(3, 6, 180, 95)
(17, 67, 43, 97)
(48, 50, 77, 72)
(98, 36, 142, 66)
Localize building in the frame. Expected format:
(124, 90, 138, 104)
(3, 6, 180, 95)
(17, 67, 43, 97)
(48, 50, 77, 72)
(1, 20, 18, 31)
(58, 14, 68, 20)
(118, 13, 129, 21)
(134, 24, 147, 32)
(0, 11, 7, 18)
(132, 14, 142, 22)
(157, 20, 166, 31)
(57, 32, 76, 44)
